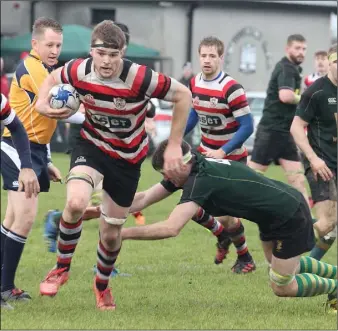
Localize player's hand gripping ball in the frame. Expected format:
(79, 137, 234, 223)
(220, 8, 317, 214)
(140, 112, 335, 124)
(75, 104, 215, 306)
(49, 84, 80, 115)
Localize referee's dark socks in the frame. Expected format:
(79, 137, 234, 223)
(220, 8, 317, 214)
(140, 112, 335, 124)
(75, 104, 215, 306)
(1, 230, 27, 291)
(1, 224, 9, 268)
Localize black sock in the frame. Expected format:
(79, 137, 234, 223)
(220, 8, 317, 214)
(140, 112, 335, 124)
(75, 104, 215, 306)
(1, 225, 9, 268)
(1, 231, 26, 292)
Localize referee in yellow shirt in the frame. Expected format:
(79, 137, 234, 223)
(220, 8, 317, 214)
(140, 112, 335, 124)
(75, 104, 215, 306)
(1, 17, 63, 305)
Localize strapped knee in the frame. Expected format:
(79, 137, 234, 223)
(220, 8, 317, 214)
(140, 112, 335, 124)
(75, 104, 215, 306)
(101, 209, 127, 225)
(65, 172, 94, 188)
(269, 268, 295, 286)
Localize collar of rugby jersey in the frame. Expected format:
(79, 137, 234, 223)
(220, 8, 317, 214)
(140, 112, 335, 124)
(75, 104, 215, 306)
(282, 56, 303, 73)
(28, 49, 56, 73)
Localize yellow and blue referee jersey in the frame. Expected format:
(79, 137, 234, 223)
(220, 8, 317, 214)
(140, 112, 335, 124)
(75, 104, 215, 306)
(3, 50, 57, 144)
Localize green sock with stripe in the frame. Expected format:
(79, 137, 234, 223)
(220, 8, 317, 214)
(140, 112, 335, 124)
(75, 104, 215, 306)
(299, 256, 336, 279)
(295, 273, 337, 297)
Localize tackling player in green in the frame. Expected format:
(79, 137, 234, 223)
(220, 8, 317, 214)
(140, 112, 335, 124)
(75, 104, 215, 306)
(121, 139, 337, 312)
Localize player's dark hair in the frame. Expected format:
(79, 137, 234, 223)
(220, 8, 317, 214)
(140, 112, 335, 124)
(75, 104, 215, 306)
(91, 20, 126, 50)
(314, 50, 327, 58)
(198, 36, 224, 56)
(115, 22, 130, 46)
(328, 44, 337, 58)
(152, 140, 191, 172)
(287, 34, 306, 45)
(32, 17, 63, 38)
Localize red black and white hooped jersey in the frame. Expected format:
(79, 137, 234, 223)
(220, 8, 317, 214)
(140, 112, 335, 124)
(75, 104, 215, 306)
(190, 71, 250, 160)
(59, 58, 178, 164)
(304, 73, 322, 88)
(0, 93, 16, 126)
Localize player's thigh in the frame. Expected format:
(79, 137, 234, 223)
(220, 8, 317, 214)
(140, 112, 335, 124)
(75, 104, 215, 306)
(67, 139, 105, 209)
(315, 200, 337, 232)
(66, 165, 103, 211)
(279, 159, 304, 177)
(271, 254, 300, 276)
(7, 190, 39, 235)
(279, 158, 306, 192)
(102, 158, 141, 211)
(3, 194, 14, 221)
(67, 137, 106, 195)
(249, 126, 276, 168)
(2, 193, 15, 228)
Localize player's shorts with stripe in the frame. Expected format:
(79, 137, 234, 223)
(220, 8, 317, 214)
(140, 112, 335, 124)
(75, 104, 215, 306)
(1, 137, 50, 192)
(251, 125, 300, 165)
(69, 137, 141, 208)
(259, 196, 315, 259)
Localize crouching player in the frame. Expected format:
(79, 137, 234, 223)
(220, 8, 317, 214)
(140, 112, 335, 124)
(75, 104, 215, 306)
(121, 140, 337, 312)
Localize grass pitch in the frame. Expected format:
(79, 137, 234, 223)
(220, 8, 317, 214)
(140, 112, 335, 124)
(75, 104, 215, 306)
(1, 153, 337, 329)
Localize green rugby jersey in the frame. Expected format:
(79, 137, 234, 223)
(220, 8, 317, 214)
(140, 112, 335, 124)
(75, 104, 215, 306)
(296, 76, 337, 171)
(176, 153, 302, 230)
(259, 57, 302, 132)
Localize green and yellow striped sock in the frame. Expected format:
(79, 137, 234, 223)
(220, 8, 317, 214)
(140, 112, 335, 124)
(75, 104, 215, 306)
(299, 256, 336, 279)
(295, 274, 337, 297)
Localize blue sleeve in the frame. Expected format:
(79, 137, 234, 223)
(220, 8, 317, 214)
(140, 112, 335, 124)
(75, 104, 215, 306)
(6, 116, 33, 169)
(221, 114, 254, 155)
(184, 108, 199, 136)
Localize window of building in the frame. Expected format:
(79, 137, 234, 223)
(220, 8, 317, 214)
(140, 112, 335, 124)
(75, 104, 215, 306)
(91, 8, 116, 25)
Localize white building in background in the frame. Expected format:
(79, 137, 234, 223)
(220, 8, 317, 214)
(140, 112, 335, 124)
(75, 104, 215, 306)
(1, 0, 337, 90)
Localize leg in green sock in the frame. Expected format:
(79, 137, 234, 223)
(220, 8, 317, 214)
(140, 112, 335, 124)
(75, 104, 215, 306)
(269, 255, 337, 301)
(298, 256, 337, 279)
(295, 273, 337, 297)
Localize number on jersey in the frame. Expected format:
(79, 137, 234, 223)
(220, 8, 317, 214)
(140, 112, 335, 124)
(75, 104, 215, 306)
(206, 158, 231, 166)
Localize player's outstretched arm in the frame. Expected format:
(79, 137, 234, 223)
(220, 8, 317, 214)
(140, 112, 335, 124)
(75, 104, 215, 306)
(82, 183, 174, 221)
(129, 183, 173, 213)
(122, 201, 199, 240)
(35, 67, 74, 119)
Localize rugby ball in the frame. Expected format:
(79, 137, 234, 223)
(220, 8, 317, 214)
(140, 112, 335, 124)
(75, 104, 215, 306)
(49, 84, 80, 114)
